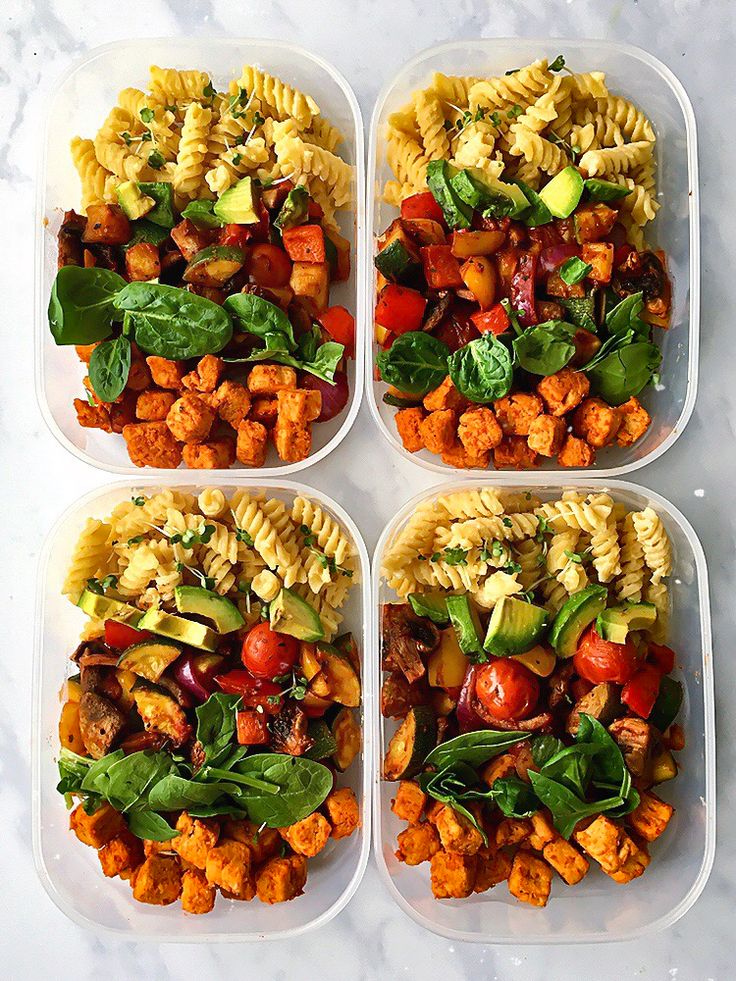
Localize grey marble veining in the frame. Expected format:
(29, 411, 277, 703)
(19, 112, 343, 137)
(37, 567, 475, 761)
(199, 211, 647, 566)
(1, 0, 733, 977)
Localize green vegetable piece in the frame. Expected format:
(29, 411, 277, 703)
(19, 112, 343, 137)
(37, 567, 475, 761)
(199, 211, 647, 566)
(648, 676, 684, 733)
(549, 585, 608, 658)
(560, 295, 597, 332)
(304, 720, 339, 760)
(538, 165, 585, 218)
(137, 182, 176, 228)
(418, 763, 488, 843)
(127, 219, 171, 249)
(384, 706, 438, 779)
(491, 775, 540, 817)
(604, 291, 649, 340)
(408, 591, 450, 626)
(376, 331, 450, 397)
(450, 169, 529, 218)
(587, 340, 661, 405)
(183, 245, 245, 286)
(528, 769, 624, 839)
(48, 266, 125, 346)
(382, 391, 420, 409)
(114, 282, 233, 359)
(88, 335, 131, 402)
(77, 590, 142, 624)
(514, 180, 553, 227)
(269, 587, 324, 642)
(174, 586, 244, 634)
(195, 692, 242, 763)
(374, 238, 421, 283)
(229, 754, 334, 826)
(127, 809, 177, 841)
(447, 332, 513, 403)
(426, 159, 473, 229)
(214, 176, 259, 224)
(424, 729, 528, 771)
(484, 596, 548, 656)
(596, 602, 657, 644)
(136, 608, 219, 652)
(117, 181, 155, 220)
(559, 256, 593, 286)
(223, 292, 296, 349)
(446, 595, 485, 660)
(181, 199, 225, 228)
(117, 639, 183, 683)
(274, 186, 309, 230)
(585, 178, 633, 203)
(512, 320, 577, 376)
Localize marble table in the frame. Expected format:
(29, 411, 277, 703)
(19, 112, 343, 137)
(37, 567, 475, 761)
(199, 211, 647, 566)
(2, 0, 733, 977)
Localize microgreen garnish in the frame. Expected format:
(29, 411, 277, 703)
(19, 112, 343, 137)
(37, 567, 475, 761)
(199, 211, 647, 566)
(147, 150, 165, 170)
(86, 574, 118, 595)
(139, 107, 155, 124)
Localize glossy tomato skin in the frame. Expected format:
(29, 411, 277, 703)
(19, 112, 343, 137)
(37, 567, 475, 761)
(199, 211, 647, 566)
(246, 243, 292, 288)
(475, 659, 540, 722)
(104, 619, 152, 650)
(241, 622, 298, 679)
(214, 668, 283, 715)
(573, 625, 639, 685)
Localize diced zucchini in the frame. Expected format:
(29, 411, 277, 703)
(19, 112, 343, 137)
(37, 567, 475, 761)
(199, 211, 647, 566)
(304, 719, 339, 760)
(117, 639, 183, 683)
(183, 245, 245, 286)
(133, 680, 192, 747)
(331, 707, 361, 771)
(383, 706, 436, 780)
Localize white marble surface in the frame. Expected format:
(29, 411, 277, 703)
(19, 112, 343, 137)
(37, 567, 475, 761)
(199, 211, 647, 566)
(1, 0, 733, 976)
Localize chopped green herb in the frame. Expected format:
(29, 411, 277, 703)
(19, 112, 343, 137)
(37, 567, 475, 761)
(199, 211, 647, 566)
(132, 496, 145, 506)
(121, 131, 133, 146)
(202, 81, 216, 100)
(506, 104, 523, 119)
(549, 55, 566, 72)
(147, 150, 165, 170)
(489, 111, 502, 128)
(235, 527, 254, 546)
(560, 257, 593, 286)
(86, 574, 119, 595)
(127, 535, 144, 545)
(139, 107, 155, 124)
(231, 152, 242, 167)
(442, 547, 469, 567)
(502, 517, 513, 528)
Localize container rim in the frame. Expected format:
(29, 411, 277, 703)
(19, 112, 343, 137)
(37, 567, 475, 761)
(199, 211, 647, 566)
(34, 36, 366, 477)
(365, 37, 700, 479)
(32, 475, 373, 941)
(370, 476, 715, 944)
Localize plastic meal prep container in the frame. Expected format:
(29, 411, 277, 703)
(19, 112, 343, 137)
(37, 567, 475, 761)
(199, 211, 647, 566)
(33, 477, 372, 941)
(372, 478, 714, 943)
(35, 38, 365, 476)
(366, 39, 699, 477)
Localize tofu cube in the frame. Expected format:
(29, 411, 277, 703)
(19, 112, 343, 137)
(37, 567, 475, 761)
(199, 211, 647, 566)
(496, 817, 532, 848)
(236, 419, 268, 467)
(391, 780, 427, 824)
(395, 822, 441, 866)
(98, 830, 144, 878)
(616, 396, 651, 447)
(256, 854, 308, 904)
(181, 867, 216, 915)
(493, 393, 543, 436)
(536, 367, 590, 417)
(278, 812, 332, 857)
(572, 397, 622, 447)
(323, 787, 360, 840)
(145, 356, 185, 389)
(430, 850, 478, 898)
(628, 790, 674, 842)
(419, 409, 457, 455)
(247, 364, 297, 395)
(527, 414, 566, 457)
(182, 438, 236, 469)
(395, 406, 426, 453)
(205, 839, 254, 900)
(136, 389, 176, 422)
(131, 854, 182, 906)
(423, 375, 466, 412)
(542, 837, 590, 885)
(212, 379, 251, 428)
(458, 406, 503, 453)
(435, 805, 484, 855)
(172, 812, 220, 869)
(507, 852, 552, 907)
(474, 844, 513, 893)
(166, 394, 215, 444)
(273, 417, 312, 463)
(222, 819, 282, 864)
(557, 434, 596, 468)
(70, 802, 126, 848)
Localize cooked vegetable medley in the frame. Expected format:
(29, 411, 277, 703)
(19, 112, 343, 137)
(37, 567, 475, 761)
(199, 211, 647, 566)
(376, 57, 670, 470)
(57, 489, 361, 913)
(51, 65, 355, 468)
(380, 487, 681, 906)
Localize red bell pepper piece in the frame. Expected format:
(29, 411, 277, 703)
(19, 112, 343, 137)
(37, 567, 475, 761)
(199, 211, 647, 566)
(219, 223, 253, 249)
(281, 224, 327, 263)
(214, 669, 283, 715)
(510, 251, 538, 326)
(648, 643, 676, 674)
(375, 284, 426, 334)
(104, 619, 152, 650)
(236, 709, 270, 745)
(400, 190, 445, 224)
(308, 199, 324, 219)
(318, 305, 355, 356)
(471, 303, 510, 336)
(614, 242, 637, 267)
(420, 244, 463, 288)
(249, 199, 271, 243)
(621, 664, 662, 719)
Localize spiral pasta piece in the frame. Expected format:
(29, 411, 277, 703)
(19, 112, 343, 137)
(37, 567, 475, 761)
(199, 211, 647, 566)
(471, 571, 522, 610)
(173, 101, 213, 200)
(237, 66, 319, 128)
(594, 96, 655, 142)
(632, 508, 672, 584)
(414, 90, 451, 161)
(436, 489, 505, 520)
(509, 126, 568, 174)
(94, 107, 150, 182)
(63, 519, 113, 601)
(469, 60, 552, 113)
(231, 491, 291, 575)
(590, 520, 622, 582)
(197, 488, 227, 519)
(117, 543, 159, 597)
(70, 137, 109, 213)
(292, 497, 353, 566)
(431, 72, 482, 108)
(615, 513, 647, 603)
(386, 132, 430, 190)
(536, 498, 612, 534)
(578, 140, 652, 178)
(149, 66, 212, 106)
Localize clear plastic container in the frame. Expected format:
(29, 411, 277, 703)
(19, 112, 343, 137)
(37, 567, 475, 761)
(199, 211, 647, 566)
(365, 40, 699, 478)
(372, 478, 714, 943)
(33, 477, 372, 941)
(35, 39, 365, 475)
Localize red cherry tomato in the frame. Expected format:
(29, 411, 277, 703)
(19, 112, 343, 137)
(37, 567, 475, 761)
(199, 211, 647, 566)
(246, 243, 292, 287)
(241, 622, 298, 679)
(475, 659, 539, 722)
(573, 625, 639, 685)
(214, 668, 283, 715)
(104, 619, 152, 650)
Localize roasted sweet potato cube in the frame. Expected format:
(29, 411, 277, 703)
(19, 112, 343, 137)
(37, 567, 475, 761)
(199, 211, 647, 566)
(573, 397, 622, 447)
(481, 753, 517, 788)
(247, 364, 297, 395)
(628, 790, 674, 842)
(256, 854, 308, 904)
(132, 854, 182, 906)
(543, 837, 589, 885)
(144, 837, 176, 857)
(423, 375, 466, 412)
(616, 396, 651, 447)
(496, 817, 531, 848)
(435, 805, 484, 855)
(458, 406, 503, 453)
(527, 414, 566, 457)
(277, 388, 310, 425)
(171, 218, 213, 260)
(425, 799, 445, 825)
(430, 850, 477, 898)
(391, 780, 427, 824)
(536, 367, 590, 417)
(419, 409, 456, 455)
(324, 787, 360, 840)
(395, 406, 425, 453)
(278, 812, 331, 857)
(136, 389, 176, 421)
(557, 434, 596, 468)
(474, 845, 513, 892)
(166, 394, 215, 443)
(70, 802, 126, 848)
(181, 867, 216, 914)
(182, 355, 224, 394)
(172, 813, 220, 869)
(75, 342, 99, 363)
(212, 380, 251, 427)
(236, 419, 268, 467)
(289, 261, 330, 313)
(82, 204, 131, 245)
(146, 356, 185, 389)
(222, 819, 281, 864)
(205, 839, 254, 900)
(273, 417, 311, 463)
(182, 439, 235, 469)
(396, 822, 440, 866)
(508, 852, 552, 907)
(493, 436, 539, 469)
(122, 421, 183, 468)
(98, 830, 144, 878)
(574, 815, 624, 873)
(125, 242, 160, 281)
(493, 393, 543, 436)
(581, 241, 614, 284)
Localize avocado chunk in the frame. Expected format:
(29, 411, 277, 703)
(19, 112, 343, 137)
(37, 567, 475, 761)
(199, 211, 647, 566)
(117, 639, 183, 682)
(426, 159, 473, 229)
(183, 245, 245, 286)
(137, 181, 176, 228)
(446, 594, 485, 659)
(274, 186, 309, 230)
(408, 591, 450, 626)
(584, 177, 632, 203)
(174, 585, 245, 633)
(269, 587, 324, 643)
(549, 584, 608, 658)
(484, 596, 548, 656)
(117, 181, 155, 220)
(596, 602, 657, 644)
(539, 166, 585, 219)
(214, 176, 259, 224)
(136, 608, 219, 652)
(451, 168, 530, 218)
(77, 589, 143, 625)
(515, 180, 554, 227)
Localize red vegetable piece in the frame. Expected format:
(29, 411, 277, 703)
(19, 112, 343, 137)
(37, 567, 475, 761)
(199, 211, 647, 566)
(420, 244, 463, 289)
(648, 642, 676, 675)
(475, 659, 540, 722)
(219, 223, 253, 249)
(215, 669, 283, 715)
(282, 224, 327, 263)
(236, 709, 270, 745)
(302, 370, 349, 422)
(621, 664, 662, 718)
(318, 305, 355, 356)
(242, 621, 299, 679)
(509, 251, 538, 326)
(375, 284, 426, 334)
(400, 190, 445, 224)
(471, 302, 510, 336)
(573, 625, 639, 685)
(246, 243, 292, 288)
(104, 620, 152, 651)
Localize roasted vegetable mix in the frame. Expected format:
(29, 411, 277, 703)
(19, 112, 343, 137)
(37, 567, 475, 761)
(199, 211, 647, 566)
(380, 487, 681, 906)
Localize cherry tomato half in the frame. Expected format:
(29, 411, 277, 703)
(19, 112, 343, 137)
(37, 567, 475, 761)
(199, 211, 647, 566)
(214, 668, 283, 715)
(475, 658, 539, 722)
(241, 622, 298, 679)
(104, 619, 152, 650)
(247, 243, 292, 288)
(573, 625, 639, 685)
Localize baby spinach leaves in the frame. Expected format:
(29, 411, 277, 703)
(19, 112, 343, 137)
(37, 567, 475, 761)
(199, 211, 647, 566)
(88, 335, 131, 401)
(559, 256, 592, 286)
(587, 341, 661, 405)
(181, 199, 224, 229)
(528, 771, 624, 840)
(425, 729, 528, 770)
(377, 331, 450, 396)
(448, 333, 513, 402)
(512, 320, 577, 376)
(48, 266, 126, 345)
(224, 293, 296, 349)
(195, 692, 241, 763)
(229, 754, 334, 827)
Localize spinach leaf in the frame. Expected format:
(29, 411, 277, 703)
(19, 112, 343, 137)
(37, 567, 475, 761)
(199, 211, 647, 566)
(224, 293, 296, 350)
(195, 693, 241, 763)
(559, 256, 592, 286)
(127, 219, 171, 248)
(605, 291, 649, 340)
(137, 181, 175, 228)
(115, 282, 233, 358)
(297, 324, 321, 364)
(530, 735, 565, 768)
(181, 199, 224, 229)
(88, 335, 131, 401)
(425, 730, 528, 770)
(186, 803, 251, 820)
(126, 808, 177, 841)
(448, 333, 513, 402)
(418, 765, 488, 843)
(587, 341, 661, 405)
(512, 320, 577, 376)
(540, 744, 597, 798)
(230, 754, 333, 827)
(376, 331, 450, 397)
(80, 749, 126, 800)
(148, 774, 231, 810)
(104, 751, 176, 811)
(576, 713, 640, 816)
(57, 749, 95, 799)
(491, 776, 539, 818)
(48, 266, 125, 345)
(514, 180, 553, 227)
(528, 770, 624, 839)
(229, 340, 345, 384)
